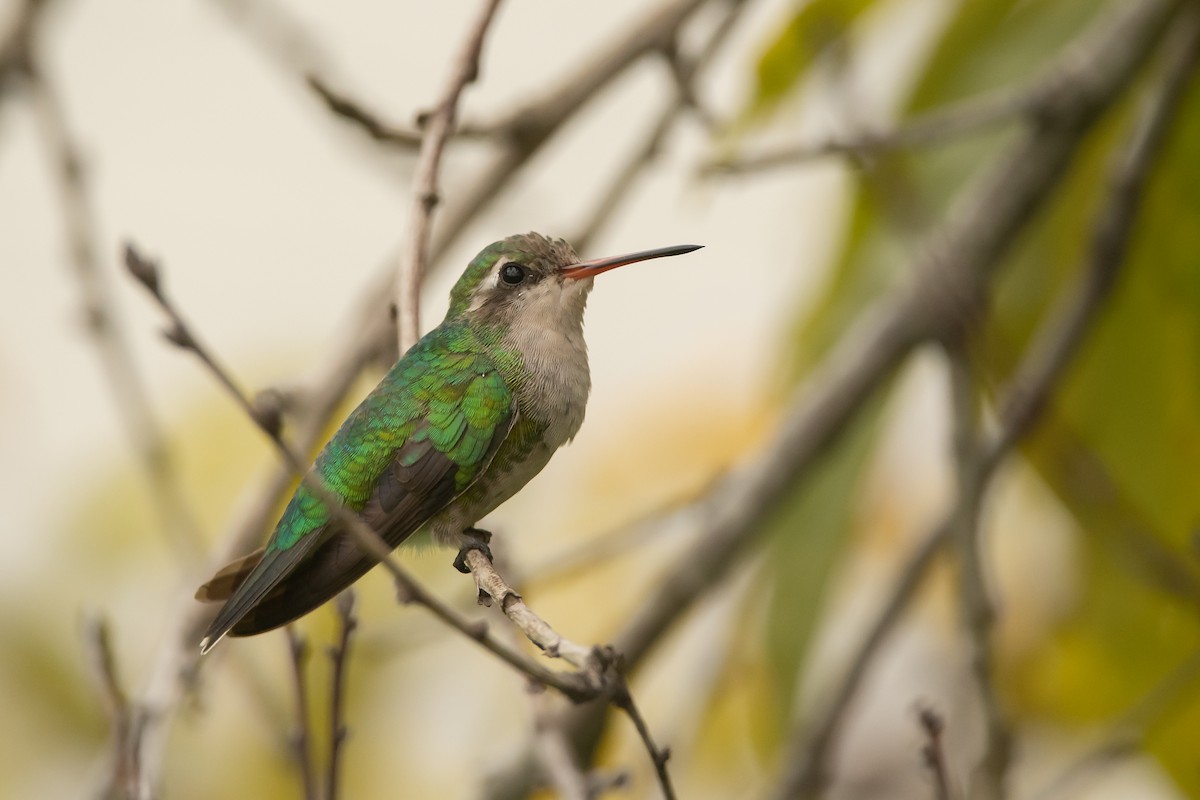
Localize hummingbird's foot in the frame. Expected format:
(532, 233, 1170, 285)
(452, 527, 494, 574)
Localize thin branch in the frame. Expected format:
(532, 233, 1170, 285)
(284, 628, 318, 800)
(570, 0, 746, 253)
(123, 243, 610, 702)
(307, 76, 495, 147)
(918, 706, 954, 800)
(612, 688, 676, 800)
(84, 617, 143, 800)
(326, 590, 357, 800)
(945, 343, 1011, 800)
(395, 0, 504, 352)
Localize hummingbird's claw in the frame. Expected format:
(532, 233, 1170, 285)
(453, 527, 494, 574)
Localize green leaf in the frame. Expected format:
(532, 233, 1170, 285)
(746, 0, 876, 119)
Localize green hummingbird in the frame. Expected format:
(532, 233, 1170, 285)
(197, 232, 701, 652)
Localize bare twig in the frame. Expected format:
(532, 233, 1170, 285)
(307, 76, 495, 147)
(570, 0, 746, 253)
(918, 707, 954, 800)
(395, 0, 504, 352)
(612, 688, 676, 800)
(326, 590, 357, 800)
(945, 344, 1011, 800)
(284, 628, 318, 800)
(84, 617, 143, 800)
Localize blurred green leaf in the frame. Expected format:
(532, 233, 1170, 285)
(759, 389, 885, 736)
(746, 0, 875, 119)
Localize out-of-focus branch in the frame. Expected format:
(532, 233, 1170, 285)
(945, 344, 1011, 800)
(0, 0, 46, 92)
(528, 689, 594, 800)
(570, 0, 746, 253)
(208, 0, 331, 78)
(702, 82, 1033, 175)
(284, 629, 318, 800)
(84, 617, 143, 800)
(394, 0, 504, 352)
(326, 590, 357, 800)
(918, 707, 954, 800)
(766, 8, 1197, 796)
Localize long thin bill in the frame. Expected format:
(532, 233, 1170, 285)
(560, 243, 703, 279)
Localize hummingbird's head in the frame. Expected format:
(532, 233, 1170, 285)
(447, 232, 702, 329)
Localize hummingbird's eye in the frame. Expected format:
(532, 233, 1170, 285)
(500, 263, 527, 285)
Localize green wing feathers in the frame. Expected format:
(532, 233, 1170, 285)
(199, 326, 515, 649)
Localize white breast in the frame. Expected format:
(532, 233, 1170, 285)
(505, 316, 591, 448)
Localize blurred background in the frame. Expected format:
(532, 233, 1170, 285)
(2, 0, 1199, 798)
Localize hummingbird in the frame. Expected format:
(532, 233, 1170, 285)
(196, 232, 701, 652)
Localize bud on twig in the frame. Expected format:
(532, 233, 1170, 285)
(122, 242, 161, 296)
